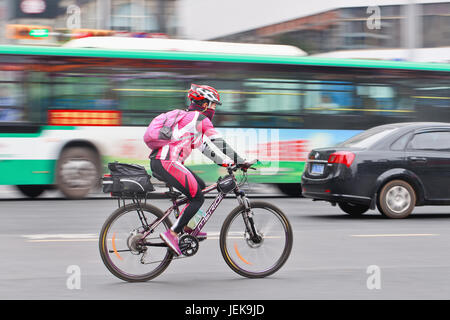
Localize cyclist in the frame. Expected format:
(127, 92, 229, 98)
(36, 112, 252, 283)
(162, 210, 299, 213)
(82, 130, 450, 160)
(149, 84, 248, 256)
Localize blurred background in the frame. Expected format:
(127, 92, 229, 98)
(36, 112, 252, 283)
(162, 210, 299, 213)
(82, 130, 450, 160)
(0, 0, 449, 57)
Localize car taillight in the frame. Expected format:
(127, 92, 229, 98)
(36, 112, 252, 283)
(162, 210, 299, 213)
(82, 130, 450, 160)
(328, 151, 355, 168)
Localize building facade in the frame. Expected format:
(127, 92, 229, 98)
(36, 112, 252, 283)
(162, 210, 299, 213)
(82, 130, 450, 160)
(211, 2, 450, 55)
(2, 0, 178, 44)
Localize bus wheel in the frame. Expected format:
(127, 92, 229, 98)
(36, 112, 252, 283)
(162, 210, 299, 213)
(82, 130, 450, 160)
(276, 183, 303, 197)
(16, 185, 46, 198)
(56, 147, 100, 199)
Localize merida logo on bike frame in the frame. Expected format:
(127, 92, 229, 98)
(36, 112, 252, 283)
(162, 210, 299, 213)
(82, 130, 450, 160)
(196, 193, 224, 231)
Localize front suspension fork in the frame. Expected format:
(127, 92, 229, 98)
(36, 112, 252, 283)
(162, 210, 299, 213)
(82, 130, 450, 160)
(237, 195, 261, 243)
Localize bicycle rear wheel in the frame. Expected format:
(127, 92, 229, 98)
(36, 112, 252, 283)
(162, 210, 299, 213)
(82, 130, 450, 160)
(220, 201, 293, 278)
(99, 203, 173, 282)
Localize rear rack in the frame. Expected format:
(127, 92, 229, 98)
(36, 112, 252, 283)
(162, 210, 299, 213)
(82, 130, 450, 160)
(111, 185, 183, 208)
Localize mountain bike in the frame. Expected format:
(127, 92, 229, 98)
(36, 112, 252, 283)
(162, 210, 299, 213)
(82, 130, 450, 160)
(99, 161, 293, 282)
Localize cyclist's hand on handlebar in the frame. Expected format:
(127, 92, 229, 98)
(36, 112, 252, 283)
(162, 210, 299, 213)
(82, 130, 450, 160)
(221, 159, 258, 171)
(220, 159, 234, 168)
(238, 159, 258, 171)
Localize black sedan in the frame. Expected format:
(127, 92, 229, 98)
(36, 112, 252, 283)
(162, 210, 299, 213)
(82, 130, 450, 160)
(301, 122, 450, 219)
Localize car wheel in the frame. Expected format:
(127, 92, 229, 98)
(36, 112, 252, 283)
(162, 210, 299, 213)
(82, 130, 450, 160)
(338, 202, 369, 216)
(378, 180, 416, 219)
(56, 147, 101, 199)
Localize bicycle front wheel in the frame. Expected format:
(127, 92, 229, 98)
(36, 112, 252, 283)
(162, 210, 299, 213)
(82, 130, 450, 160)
(99, 203, 173, 282)
(220, 201, 293, 278)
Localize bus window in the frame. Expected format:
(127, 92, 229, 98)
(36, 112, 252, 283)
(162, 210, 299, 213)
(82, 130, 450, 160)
(356, 85, 392, 113)
(115, 73, 186, 125)
(191, 76, 304, 128)
(243, 79, 302, 114)
(51, 74, 115, 110)
(413, 79, 450, 121)
(28, 72, 50, 124)
(201, 79, 243, 127)
(229, 78, 303, 128)
(353, 83, 414, 119)
(0, 71, 26, 122)
(303, 81, 353, 114)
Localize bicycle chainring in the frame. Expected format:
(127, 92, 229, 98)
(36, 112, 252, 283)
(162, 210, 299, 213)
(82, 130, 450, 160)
(178, 234, 199, 257)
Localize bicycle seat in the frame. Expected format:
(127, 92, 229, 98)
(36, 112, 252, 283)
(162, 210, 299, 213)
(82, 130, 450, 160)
(152, 172, 182, 198)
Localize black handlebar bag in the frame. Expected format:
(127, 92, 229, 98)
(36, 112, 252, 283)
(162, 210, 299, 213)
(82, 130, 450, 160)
(103, 162, 155, 196)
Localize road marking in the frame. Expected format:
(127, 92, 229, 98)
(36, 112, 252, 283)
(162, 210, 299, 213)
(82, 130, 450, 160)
(351, 233, 439, 238)
(22, 234, 97, 242)
(23, 234, 97, 239)
(27, 239, 98, 243)
(22, 232, 281, 243)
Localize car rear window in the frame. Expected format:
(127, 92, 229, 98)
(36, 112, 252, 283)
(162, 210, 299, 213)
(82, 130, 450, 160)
(408, 131, 450, 151)
(337, 126, 398, 148)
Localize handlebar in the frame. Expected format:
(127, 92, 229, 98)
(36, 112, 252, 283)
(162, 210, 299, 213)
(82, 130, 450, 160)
(226, 159, 259, 174)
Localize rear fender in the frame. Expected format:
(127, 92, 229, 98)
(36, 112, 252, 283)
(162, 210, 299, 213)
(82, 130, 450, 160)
(371, 168, 425, 208)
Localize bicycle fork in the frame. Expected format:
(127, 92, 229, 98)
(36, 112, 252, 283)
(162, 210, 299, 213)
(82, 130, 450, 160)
(236, 194, 262, 244)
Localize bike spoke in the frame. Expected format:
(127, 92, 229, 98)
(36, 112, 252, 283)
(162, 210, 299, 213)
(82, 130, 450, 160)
(100, 204, 173, 282)
(221, 202, 292, 278)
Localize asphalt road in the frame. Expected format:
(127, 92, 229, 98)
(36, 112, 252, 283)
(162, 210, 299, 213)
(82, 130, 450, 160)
(2, 191, 450, 300)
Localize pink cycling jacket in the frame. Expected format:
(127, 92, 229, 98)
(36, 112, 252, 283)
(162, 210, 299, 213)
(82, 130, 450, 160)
(149, 111, 221, 163)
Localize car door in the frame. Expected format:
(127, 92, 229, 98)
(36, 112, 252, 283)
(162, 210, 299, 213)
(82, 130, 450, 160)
(405, 130, 450, 201)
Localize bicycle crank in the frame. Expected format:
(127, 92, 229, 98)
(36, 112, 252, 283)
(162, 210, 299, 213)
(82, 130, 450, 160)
(179, 234, 199, 257)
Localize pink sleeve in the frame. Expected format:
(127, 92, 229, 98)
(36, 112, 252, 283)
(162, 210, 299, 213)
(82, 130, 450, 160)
(197, 118, 221, 140)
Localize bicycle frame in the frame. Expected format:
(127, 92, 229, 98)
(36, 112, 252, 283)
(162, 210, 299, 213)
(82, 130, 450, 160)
(141, 182, 222, 240)
(190, 183, 224, 237)
(141, 169, 253, 242)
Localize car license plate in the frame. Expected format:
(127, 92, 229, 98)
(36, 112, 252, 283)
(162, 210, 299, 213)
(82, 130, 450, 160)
(311, 163, 324, 175)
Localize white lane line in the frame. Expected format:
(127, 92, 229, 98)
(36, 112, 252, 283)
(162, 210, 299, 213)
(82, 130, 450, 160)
(27, 239, 98, 243)
(22, 233, 222, 243)
(21, 232, 282, 243)
(23, 234, 97, 240)
(22, 234, 98, 243)
(351, 233, 439, 238)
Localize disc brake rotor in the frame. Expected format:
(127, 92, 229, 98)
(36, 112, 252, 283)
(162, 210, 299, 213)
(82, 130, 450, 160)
(245, 231, 264, 248)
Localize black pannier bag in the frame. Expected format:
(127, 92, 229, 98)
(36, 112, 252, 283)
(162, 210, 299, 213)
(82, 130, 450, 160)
(102, 162, 155, 196)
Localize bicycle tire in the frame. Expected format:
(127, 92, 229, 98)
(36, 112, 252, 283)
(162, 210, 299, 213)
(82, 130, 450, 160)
(99, 203, 174, 282)
(219, 201, 293, 278)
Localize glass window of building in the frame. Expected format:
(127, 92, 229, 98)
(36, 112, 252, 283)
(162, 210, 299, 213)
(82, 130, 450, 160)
(111, 1, 158, 31)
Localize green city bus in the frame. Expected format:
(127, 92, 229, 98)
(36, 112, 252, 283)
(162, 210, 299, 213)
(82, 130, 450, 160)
(0, 38, 449, 198)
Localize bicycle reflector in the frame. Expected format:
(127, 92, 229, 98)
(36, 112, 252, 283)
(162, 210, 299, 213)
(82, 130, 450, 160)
(328, 151, 355, 168)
